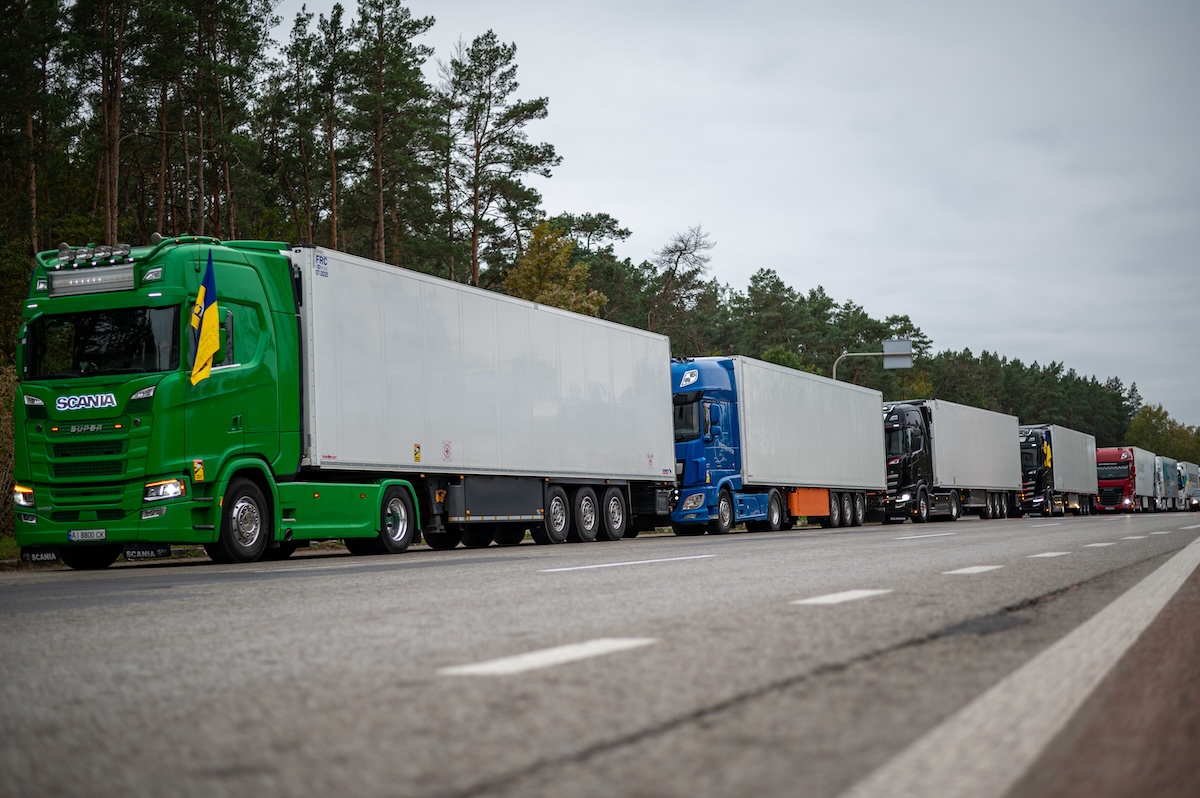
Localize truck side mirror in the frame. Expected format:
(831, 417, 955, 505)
(710, 405, 723, 427)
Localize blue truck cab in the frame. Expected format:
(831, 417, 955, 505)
(671, 358, 774, 534)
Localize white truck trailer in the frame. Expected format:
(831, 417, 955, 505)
(669, 356, 886, 533)
(1179, 461, 1199, 507)
(1016, 424, 1099, 516)
(877, 399, 1021, 522)
(296, 245, 677, 548)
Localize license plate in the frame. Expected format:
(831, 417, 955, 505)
(68, 528, 107, 542)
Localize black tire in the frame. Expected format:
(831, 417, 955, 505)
(673, 524, 706, 536)
(344, 538, 374, 555)
(216, 478, 270, 563)
(766, 490, 785, 532)
(622, 527, 641, 538)
(999, 493, 1009, 518)
(533, 486, 570, 544)
(841, 493, 853, 528)
(822, 492, 842, 528)
(948, 491, 960, 522)
(59, 544, 122, 570)
(913, 490, 929, 524)
(981, 493, 994, 520)
(598, 488, 627, 541)
(461, 524, 495, 548)
(708, 489, 734, 534)
(568, 487, 600, 543)
(424, 527, 463, 550)
(378, 487, 415, 553)
(851, 493, 866, 527)
(204, 542, 233, 563)
(494, 526, 526, 546)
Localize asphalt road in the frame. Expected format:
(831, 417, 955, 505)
(2, 512, 1198, 798)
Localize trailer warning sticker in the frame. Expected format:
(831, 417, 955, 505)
(443, 441, 453, 461)
(413, 444, 421, 463)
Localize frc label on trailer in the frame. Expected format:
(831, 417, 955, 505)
(56, 393, 117, 411)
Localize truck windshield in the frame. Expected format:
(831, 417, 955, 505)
(1021, 447, 1038, 469)
(26, 307, 180, 379)
(1096, 462, 1129, 480)
(673, 398, 702, 442)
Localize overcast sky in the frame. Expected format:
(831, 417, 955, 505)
(276, 0, 1200, 426)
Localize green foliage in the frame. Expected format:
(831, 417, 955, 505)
(1126, 404, 1200, 463)
(503, 222, 605, 315)
(0, 362, 14, 539)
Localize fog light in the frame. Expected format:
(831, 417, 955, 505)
(141, 506, 167, 520)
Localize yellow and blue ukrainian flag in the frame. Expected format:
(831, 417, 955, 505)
(190, 250, 220, 385)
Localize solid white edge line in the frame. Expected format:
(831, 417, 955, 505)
(942, 566, 1004, 575)
(1031, 523, 1062, 528)
(792, 589, 892, 605)
(540, 554, 715, 573)
(439, 638, 656, 676)
(837, 535, 1200, 798)
(894, 532, 957, 540)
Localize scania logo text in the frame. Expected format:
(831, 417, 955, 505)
(56, 393, 118, 411)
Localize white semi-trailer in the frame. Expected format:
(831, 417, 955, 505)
(1016, 424, 1099, 516)
(877, 399, 1021, 522)
(294, 245, 677, 549)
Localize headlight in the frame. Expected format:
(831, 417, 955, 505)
(130, 385, 156, 401)
(144, 479, 186, 502)
(680, 493, 705, 511)
(14, 485, 35, 508)
(899, 493, 912, 502)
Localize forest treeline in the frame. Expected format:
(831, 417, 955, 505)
(1, 0, 1198, 513)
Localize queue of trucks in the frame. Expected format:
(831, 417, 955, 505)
(9, 238, 1195, 569)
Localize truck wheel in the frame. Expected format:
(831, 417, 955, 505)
(379, 487, 415, 553)
(822, 492, 842, 528)
(948, 492, 960, 522)
(424, 527, 463, 550)
(913, 490, 929, 523)
(598, 488, 627, 541)
(461, 524, 495, 548)
(534, 486, 570, 544)
(998, 493, 1009, 518)
(217, 478, 270, 563)
(851, 493, 866, 527)
(708, 489, 734, 534)
(494, 526, 526, 546)
(568, 488, 600, 542)
(261, 542, 298, 561)
(840, 493, 853, 528)
(766, 490, 784, 532)
(59, 544, 122, 570)
(204, 543, 233, 563)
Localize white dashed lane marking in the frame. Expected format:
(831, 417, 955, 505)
(1031, 523, 1061, 528)
(1149, 530, 1174, 535)
(894, 532, 957, 540)
(1084, 543, 1116, 547)
(1122, 536, 1147, 540)
(943, 566, 1004, 575)
(1028, 552, 1071, 558)
(439, 638, 656, 676)
(792, 589, 893, 605)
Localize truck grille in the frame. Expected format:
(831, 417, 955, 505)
(1098, 487, 1123, 506)
(48, 484, 125, 505)
(52, 461, 124, 479)
(53, 440, 126, 458)
(51, 509, 127, 523)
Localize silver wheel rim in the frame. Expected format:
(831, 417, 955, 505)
(580, 496, 597, 531)
(232, 497, 261, 549)
(720, 496, 732, 526)
(550, 496, 567, 533)
(385, 497, 408, 543)
(607, 496, 624, 531)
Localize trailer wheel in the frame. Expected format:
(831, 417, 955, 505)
(461, 524, 495, 548)
(216, 478, 270, 563)
(913, 490, 929, 523)
(998, 493, 1009, 519)
(424, 527, 463, 550)
(568, 487, 600, 542)
(59, 544, 122, 571)
(708, 489, 734, 534)
(378, 487, 415, 553)
(533, 486, 570, 544)
(494, 526, 526, 546)
(598, 488, 627, 541)
(821, 492, 840, 528)
(851, 493, 866, 527)
(948, 491, 960, 521)
(840, 493, 853, 528)
(766, 490, 784, 532)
